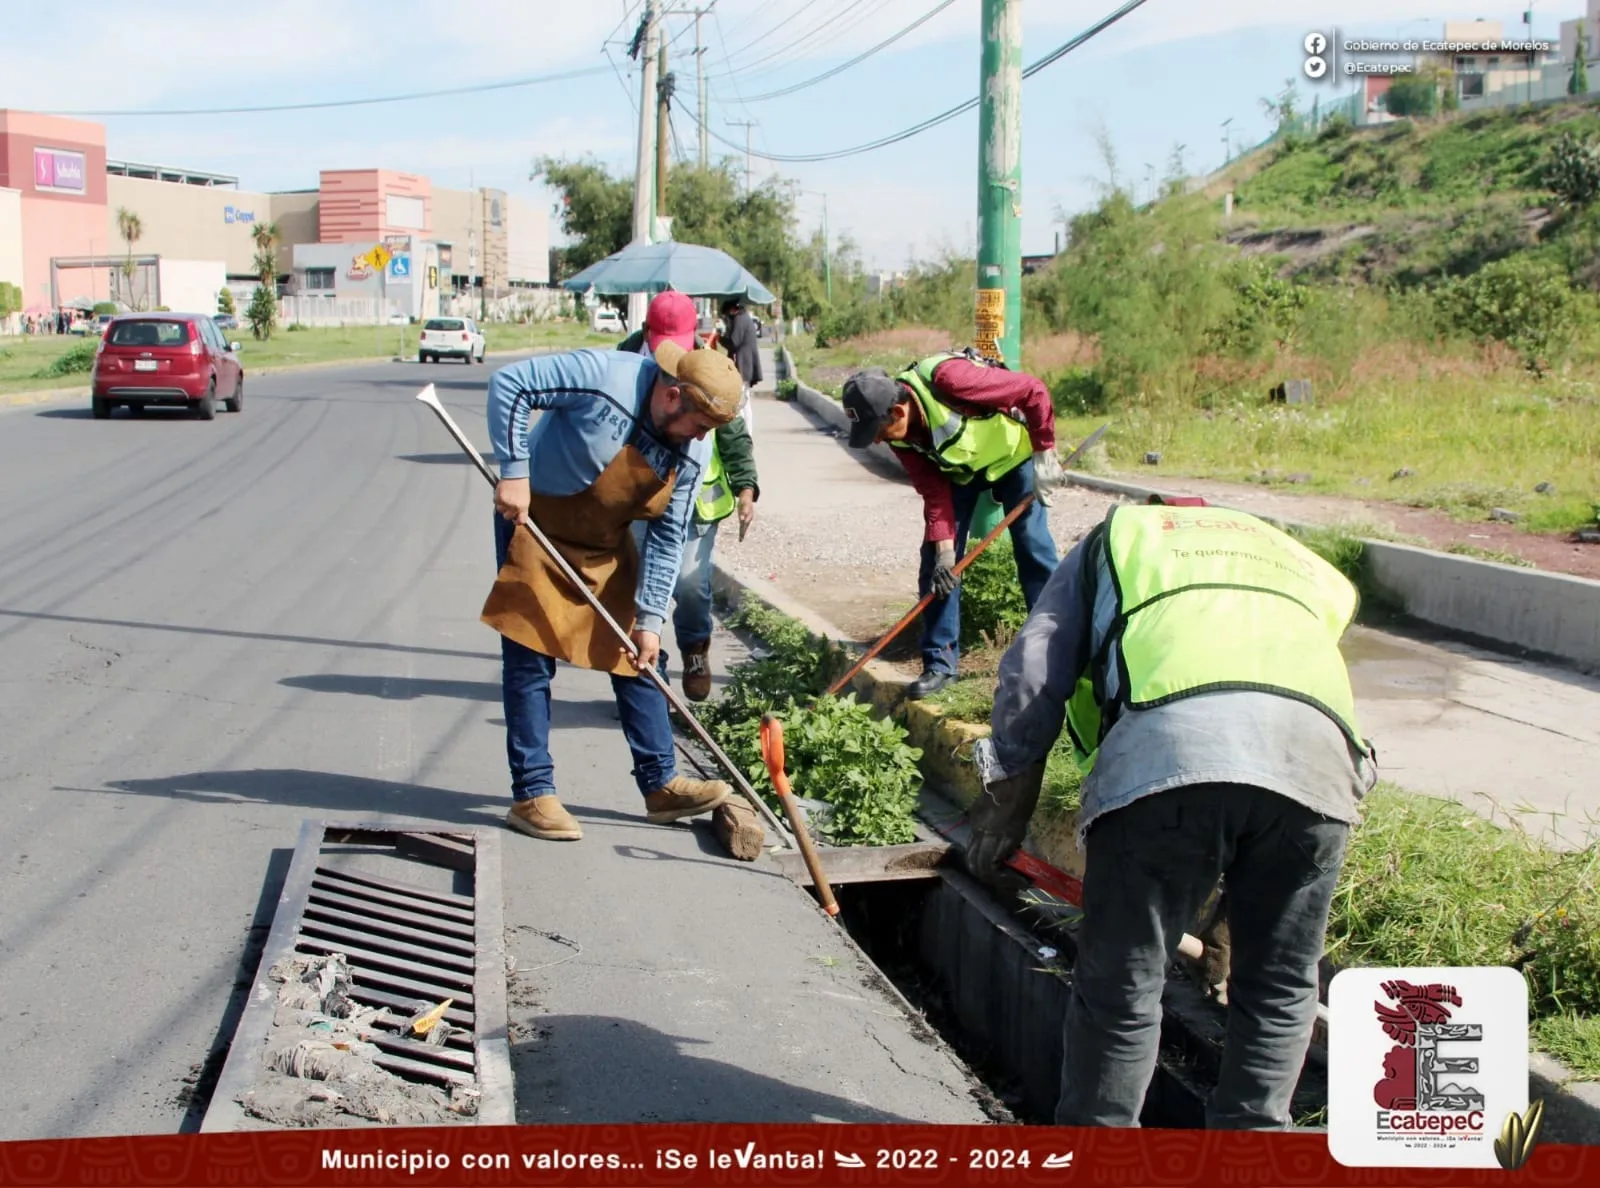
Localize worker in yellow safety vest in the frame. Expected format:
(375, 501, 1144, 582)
(841, 350, 1064, 699)
(966, 502, 1378, 1130)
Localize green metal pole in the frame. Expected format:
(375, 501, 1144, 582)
(976, 0, 1023, 369)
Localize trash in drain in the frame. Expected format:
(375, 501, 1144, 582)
(237, 951, 482, 1128)
(200, 818, 514, 1131)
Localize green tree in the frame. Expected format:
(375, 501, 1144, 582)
(1385, 72, 1441, 117)
(1573, 26, 1590, 96)
(0, 280, 21, 320)
(245, 284, 276, 341)
(217, 286, 236, 316)
(1261, 79, 1301, 137)
(116, 206, 143, 309)
(534, 157, 633, 280)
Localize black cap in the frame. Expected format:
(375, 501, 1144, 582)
(841, 369, 900, 449)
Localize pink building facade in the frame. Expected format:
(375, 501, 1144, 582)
(0, 110, 108, 309)
(317, 169, 432, 243)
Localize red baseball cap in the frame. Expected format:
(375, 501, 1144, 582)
(645, 290, 698, 353)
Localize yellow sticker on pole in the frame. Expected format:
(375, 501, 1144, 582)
(974, 288, 1005, 361)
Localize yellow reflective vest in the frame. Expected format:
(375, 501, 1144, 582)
(1064, 505, 1370, 774)
(694, 433, 736, 523)
(890, 353, 1032, 485)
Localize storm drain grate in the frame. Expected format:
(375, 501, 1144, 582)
(201, 818, 514, 1130)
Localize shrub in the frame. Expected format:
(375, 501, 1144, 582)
(217, 287, 236, 316)
(1433, 255, 1583, 370)
(1544, 131, 1600, 208)
(32, 341, 98, 378)
(774, 377, 798, 402)
(958, 536, 1028, 650)
(1209, 257, 1312, 356)
(92, 302, 118, 316)
(286, 322, 308, 332)
(246, 285, 277, 341)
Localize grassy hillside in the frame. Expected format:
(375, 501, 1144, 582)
(1221, 102, 1600, 290)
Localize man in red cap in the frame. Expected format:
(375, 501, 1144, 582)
(620, 291, 759, 701)
(619, 290, 701, 356)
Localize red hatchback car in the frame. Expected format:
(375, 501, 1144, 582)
(91, 314, 245, 420)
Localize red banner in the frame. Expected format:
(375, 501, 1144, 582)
(0, 1126, 1589, 1187)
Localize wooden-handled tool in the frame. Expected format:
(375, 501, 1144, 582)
(759, 715, 840, 917)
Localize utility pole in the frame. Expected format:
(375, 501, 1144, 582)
(975, 0, 1022, 368)
(1221, 117, 1233, 163)
(656, 35, 671, 224)
(821, 192, 831, 303)
(726, 118, 756, 193)
(696, 8, 710, 167)
(629, 2, 660, 332)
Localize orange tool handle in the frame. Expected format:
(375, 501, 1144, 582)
(759, 715, 840, 917)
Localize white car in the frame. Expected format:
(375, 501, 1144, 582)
(419, 316, 486, 364)
(590, 307, 624, 334)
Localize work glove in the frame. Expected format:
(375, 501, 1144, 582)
(1033, 448, 1064, 508)
(965, 738, 1047, 889)
(930, 541, 959, 598)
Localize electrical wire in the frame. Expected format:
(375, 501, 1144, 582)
(735, 0, 961, 101)
(716, 0, 893, 80)
(687, 0, 1150, 164)
(47, 64, 613, 118)
(718, 0, 838, 63)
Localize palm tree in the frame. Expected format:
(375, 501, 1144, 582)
(250, 221, 280, 287)
(116, 206, 143, 309)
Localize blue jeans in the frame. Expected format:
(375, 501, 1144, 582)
(672, 518, 720, 651)
(919, 458, 1059, 676)
(495, 515, 676, 801)
(1055, 784, 1348, 1129)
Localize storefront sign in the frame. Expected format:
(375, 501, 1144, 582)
(33, 147, 86, 193)
(224, 205, 256, 224)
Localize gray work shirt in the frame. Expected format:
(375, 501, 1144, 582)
(987, 529, 1378, 848)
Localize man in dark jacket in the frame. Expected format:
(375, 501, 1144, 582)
(623, 292, 759, 701)
(720, 299, 763, 425)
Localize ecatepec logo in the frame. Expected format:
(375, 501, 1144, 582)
(1329, 967, 1529, 1169)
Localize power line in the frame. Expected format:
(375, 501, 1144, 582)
(715, 0, 893, 80)
(46, 64, 613, 117)
(735, 0, 961, 102)
(684, 0, 1151, 164)
(718, 0, 838, 64)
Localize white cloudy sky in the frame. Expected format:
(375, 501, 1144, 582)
(0, 1, 1570, 269)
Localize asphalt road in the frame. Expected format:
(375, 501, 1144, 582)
(0, 358, 991, 1139)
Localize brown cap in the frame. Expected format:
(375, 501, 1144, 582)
(654, 339, 743, 424)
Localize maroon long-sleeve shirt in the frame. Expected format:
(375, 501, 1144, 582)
(893, 357, 1056, 544)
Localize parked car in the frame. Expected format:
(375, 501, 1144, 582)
(590, 306, 624, 334)
(91, 313, 244, 420)
(418, 316, 486, 364)
(213, 313, 238, 331)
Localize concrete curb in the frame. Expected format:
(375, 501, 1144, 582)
(1062, 472, 1600, 673)
(708, 553, 1600, 1141)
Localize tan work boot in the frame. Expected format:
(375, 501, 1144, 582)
(682, 640, 712, 702)
(644, 775, 732, 823)
(505, 795, 583, 841)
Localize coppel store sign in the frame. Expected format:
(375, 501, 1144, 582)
(224, 205, 256, 224)
(34, 147, 86, 193)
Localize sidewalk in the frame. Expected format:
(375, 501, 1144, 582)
(717, 383, 1600, 851)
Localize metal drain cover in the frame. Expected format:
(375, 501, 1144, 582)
(201, 818, 513, 1130)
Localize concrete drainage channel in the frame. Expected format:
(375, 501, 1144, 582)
(769, 795, 1326, 1128)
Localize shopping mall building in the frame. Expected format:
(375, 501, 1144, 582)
(0, 108, 550, 324)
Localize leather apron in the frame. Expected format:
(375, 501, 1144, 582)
(481, 445, 675, 677)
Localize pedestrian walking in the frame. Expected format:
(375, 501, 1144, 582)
(719, 298, 762, 431)
(841, 351, 1062, 698)
(484, 335, 747, 842)
(965, 502, 1378, 1129)
(620, 291, 760, 702)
